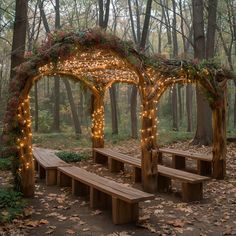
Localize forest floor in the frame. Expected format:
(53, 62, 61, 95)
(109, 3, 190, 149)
(1, 139, 236, 236)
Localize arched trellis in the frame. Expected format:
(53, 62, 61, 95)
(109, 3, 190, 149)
(0, 29, 233, 197)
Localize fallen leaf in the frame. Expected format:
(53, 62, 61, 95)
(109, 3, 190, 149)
(66, 229, 75, 235)
(167, 219, 185, 228)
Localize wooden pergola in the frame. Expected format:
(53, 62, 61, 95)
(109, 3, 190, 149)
(0, 29, 231, 197)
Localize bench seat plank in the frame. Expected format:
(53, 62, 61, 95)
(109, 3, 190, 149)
(58, 166, 154, 203)
(159, 148, 212, 162)
(33, 147, 68, 169)
(33, 147, 70, 185)
(94, 148, 209, 183)
(93, 148, 210, 202)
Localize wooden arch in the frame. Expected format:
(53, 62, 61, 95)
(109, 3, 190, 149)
(0, 29, 233, 197)
(144, 59, 229, 180)
(0, 29, 151, 196)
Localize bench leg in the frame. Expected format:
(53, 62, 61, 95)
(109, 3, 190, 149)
(93, 152, 107, 164)
(158, 152, 163, 164)
(172, 155, 186, 169)
(157, 175, 171, 192)
(38, 165, 46, 179)
(108, 158, 124, 172)
(112, 197, 139, 224)
(132, 167, 142, 183)
(72, 179, 90, 198)
(90, 187, 111, 209)
(46, 169, 57, 186)
(34, 159, 38, 171)
(57, 171, 72, 187)
(197, 160, 212, 176)
(182, 182, 203, 202)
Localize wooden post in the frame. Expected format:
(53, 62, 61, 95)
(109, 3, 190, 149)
(112, 197, 139, 224)
(18, 97, 35, 197)
(141, 98, 158, 193)
(211, 87, 227, 179)
(91, 94, 105, 160)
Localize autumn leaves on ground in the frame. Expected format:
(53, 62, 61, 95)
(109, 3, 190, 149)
(1, 138, 236, 236)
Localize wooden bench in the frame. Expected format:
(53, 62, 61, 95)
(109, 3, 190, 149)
(33, 147, 70, 185)
(57, 166, 154, 224)
(93, 148, 210, 202)
(158, 148, 212, 176)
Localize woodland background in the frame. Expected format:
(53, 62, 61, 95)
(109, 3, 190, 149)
(0, 0, 235, 148)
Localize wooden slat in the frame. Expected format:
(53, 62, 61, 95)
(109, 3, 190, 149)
(94, 148, 141, 167)
(158, 165, 210, 183)
(159, 148, 212, 162)
(33, 147, 69, 169)
(94, 148, 210, 183)
(58, 166, 154, 203)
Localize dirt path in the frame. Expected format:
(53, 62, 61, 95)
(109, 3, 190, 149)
(1, 141, 236, 235)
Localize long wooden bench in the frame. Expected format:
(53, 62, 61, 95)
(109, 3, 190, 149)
(94, 148, 210, 202)
(33, 147, 70, 185)
(158, 148, 212, 176)
(57, 166, 154, 224)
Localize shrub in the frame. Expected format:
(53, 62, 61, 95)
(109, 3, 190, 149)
(0, 189, 26, 223)
(56, 151, 89, 163)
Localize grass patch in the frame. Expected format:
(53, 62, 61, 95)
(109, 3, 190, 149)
(0, 189, 26, 223)
(0, 158, 12, 171)
(56, 151, 90, 163)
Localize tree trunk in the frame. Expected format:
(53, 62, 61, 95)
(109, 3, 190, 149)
(178, 85, 183, 122)
(141, 98, 157, 193)
(52, 78, 60, 132)
(172, 85, 178, 131)
(206, 0, 218, 59)
(130, 86, 138, 138)
(192, 0, 212, 145)
(234, 82, 236, 128)
(91, 94, 105, 149)
(64, 79, 82, 135)
(186, 84, 193, 132)
(109, 85, 118, 134)
(34, 82, 39, 132)
(10, 0, 28, 79)
(212, 87, 227, 179)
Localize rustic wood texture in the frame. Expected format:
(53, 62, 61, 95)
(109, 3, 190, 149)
(57, 165, 154, 224)
(94, 148, 210, 201)
(33, 147, 70, 185)
(159, 148, 212, 176)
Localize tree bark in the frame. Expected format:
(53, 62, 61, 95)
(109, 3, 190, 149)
(64, 79, 82, 135)
(34, 81, 39, 132)
(109, 85, 118, 134)
(10, 0, 28, 79)
(212, 87, 227, 179)
(192, 0, 213, 145)
(172, 85, 178, 131)
(186, 84, 193, 132)
(141, 98, 157, 193)
(91, 94, 105, 149)
(130, 86, 138, 138)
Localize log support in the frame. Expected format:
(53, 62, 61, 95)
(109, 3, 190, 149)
(211, 87, 227, 179)
(57, 171, 72, 187)
(141, 98, 158, 193)
(182, 182, 203, 202)
(91, 94, 105, 161)
(46, 169, 57, 186)
(108, 158, 124, 172)
(133, 167, 142, 183)
(90, 187, 111, 209)
(197, 160, 212, 176)
(72, 179, 90, 198)
(172, 155, 186, 170)
(112, 197, 139, 224)
(157, 175, 171, 192)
